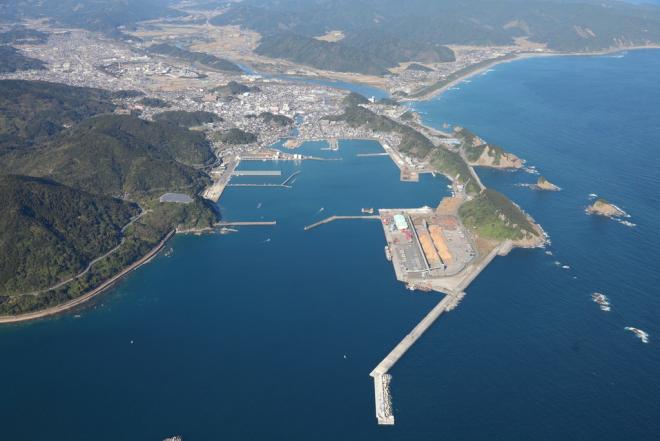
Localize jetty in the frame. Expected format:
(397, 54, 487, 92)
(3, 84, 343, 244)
(281, 170, 301, 186)
(368, 239, 513, 425)
(232, 170, 282, 176)
(203, 158, 239, 202)
(303, 215, 380, 231)
(357, 152, 389, 157)
(216, 221, 276, 227)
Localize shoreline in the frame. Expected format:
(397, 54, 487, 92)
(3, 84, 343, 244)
(0, 230, 176, 325)
(402, 45, 660, 102)
(272, 44, 660, 103)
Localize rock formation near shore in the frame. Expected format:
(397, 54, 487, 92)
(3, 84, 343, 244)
(535, 176, 560, 191)
(587, 198, 627, 218)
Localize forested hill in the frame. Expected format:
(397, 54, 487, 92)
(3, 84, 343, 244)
(4, 114, 213, 199)
(0, 0, 182, 35)
(0, 81, 219, 315)
(0, 46, 46, 74)
(0, 175, 138, 295)
(0, 80, 116, 153)
(147, 44, 243, 73)
(212, 0, 660, 72)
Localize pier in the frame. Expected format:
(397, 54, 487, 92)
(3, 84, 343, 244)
(216, 221, 277, 227)
(303, 215, 380, 231)
(232, 170, 282, 176)
(203, 158, 239, 202)
(370, 293, 457, 425)
(357, 152, 389, 157)
(281, 170, 301, 186)
(226, 171, 302, 189)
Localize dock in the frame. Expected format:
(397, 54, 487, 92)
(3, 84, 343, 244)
(226, 171, 302, 189)
(232, 170, 282, 176)
(303, 215, 380, 231)
(357, 152, 389, 157)
(202, 158, 239, 202)
(370, 294, 455, 378)
(281, 170, 301, 186)
(216, 221, 276, 227)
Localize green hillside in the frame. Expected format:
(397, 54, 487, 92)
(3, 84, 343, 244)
(154, 110, 221, 127)
(7, 114, 213, 198)
(0, 175, 138, 295)
(0, 80, 116, 152)
(0, 46, 46, 74)
(459, 189, 538, 241)
(254, 33, 393, 75)
(148, 43, 242, 72)
(213, 0, 660, 74)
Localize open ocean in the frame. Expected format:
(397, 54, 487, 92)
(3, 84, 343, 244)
(1, 50, 659, 440)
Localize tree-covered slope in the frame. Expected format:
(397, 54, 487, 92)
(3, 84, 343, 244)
(7, 114, 213, 198)
(0, 46, 46, 74)
(212, 0, 660, 73)
(0, 0, 183, 35)
(154, 110, 221, 127)
(148, 43, 243, 72)
(0, 80, 116, 153)
(254, 33, 394, 75)
(0, 175, 138, 295)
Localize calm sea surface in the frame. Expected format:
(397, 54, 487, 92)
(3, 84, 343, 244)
(1, 50, 659, 441)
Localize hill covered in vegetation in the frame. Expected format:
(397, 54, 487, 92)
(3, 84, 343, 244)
(0, 0, 183, 36)
(148, 43, 242, 73)
(0, 80, 116, 153)
(0, 81, 220, 315)
(5, 114, 213, 198)
(212, 0, 660, 74)
(0, 46, 46, 74)
(459, 189, 539, 241)
(0, 175, 138, 296)
(154, 110, 221, 127)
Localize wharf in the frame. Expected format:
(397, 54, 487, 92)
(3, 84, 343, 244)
(216, 221, 276, 227)
(303, 215, 380, 231)
(203, 158, 239, 202)
(232, 170, 282, 176)
(357, 152, 390, 157)
(370, 294, 455, 378)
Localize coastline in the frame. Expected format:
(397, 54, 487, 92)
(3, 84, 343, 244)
(0, 230, 176, 325)
(403, 45, 660, 102)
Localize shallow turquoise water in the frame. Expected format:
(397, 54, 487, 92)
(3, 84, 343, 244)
(1, 51, 659, 440)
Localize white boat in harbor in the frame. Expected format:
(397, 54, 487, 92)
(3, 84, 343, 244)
(625, 327, 649, 343)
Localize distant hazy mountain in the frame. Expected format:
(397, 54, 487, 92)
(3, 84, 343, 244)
(211, 0, 660, 73)
(0, 0, 181, 35)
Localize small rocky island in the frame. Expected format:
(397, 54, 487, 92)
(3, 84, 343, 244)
(535, 176, 560, 191)
(587, 198, 627, 218)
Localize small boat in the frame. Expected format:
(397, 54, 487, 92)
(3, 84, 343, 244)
(384, 246, 392, 261)
(361, 207, 375, 214)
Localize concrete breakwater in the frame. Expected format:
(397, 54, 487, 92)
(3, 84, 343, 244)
(369, 240, 513, 424)
(303, 215, 380, 231)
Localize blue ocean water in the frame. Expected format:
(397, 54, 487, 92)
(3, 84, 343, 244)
(1, 51, 659, 440)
